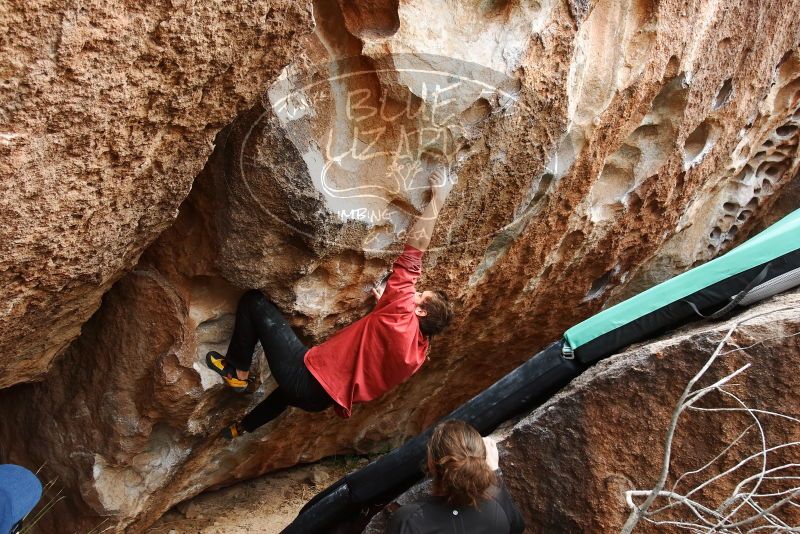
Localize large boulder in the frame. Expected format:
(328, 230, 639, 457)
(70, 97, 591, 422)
(0, 0, 314, 387)
(1, 0, 799, 532)
(367, 289, 800, 533)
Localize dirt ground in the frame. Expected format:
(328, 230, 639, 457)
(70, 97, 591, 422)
(149, 456, 365, 534)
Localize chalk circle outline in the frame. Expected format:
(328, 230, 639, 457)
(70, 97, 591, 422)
(236, 53, 534, 254)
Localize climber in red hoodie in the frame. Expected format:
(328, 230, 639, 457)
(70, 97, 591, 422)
(207, 165, 455, 439)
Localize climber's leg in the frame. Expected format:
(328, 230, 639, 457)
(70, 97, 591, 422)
(206, 290, 271, 391)
(224, 289, 278, 372)
(231, 350, 333, 436)
(209, 289, 307, 391)
(215, 290, 332, 436)
(225, 290, 309, 374)
(237, 387, 291, 434)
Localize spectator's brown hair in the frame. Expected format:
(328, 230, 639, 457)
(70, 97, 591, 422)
(427, 420, 497, 507)
(418, 290, 453, 337)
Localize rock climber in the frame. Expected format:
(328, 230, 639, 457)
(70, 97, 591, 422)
(207, 165, 456, 439)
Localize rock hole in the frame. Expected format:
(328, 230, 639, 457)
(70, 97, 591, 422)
(547, 129, 585, 180)
(337, 0, 401, 39)
(765, 164, 783, 178)
(480, 0, 522, 17)
(665, 55, 680, 78)
(555, 230, 586, 262)
(728, 225, 739, 237)
(737, 210, 752, 222)
(627, 191, 643, 212)
(709, 227, 722, 240)
(460, 98, 492, 126)
(586, 269, 615, 300)
(713, 78, 733, 109)
(793, 108, 800, 119)
(775, 78, 800, 113)
(776, 124, 798, 137)
(763, 140, 774, 147)
(722, 202, 738, 213)
(683, 119, 717, 167)
(590, 162, 635, 221)
(746, 198, 758, 208)
(733, 167, 753, 184)
(516, 171, 555, 220)
(589, 76, 688, 222)
(652, 75, 690, 117)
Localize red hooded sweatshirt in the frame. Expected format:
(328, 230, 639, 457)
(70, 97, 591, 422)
(304, 245, 430, 418)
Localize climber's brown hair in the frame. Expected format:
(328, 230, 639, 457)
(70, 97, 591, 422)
(426, 420, 497, 507)
(418, 290, 453, 337)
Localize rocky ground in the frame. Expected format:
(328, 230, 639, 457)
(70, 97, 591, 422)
(149, 457, 360, 534)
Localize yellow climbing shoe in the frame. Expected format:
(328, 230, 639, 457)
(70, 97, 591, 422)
(205, 351, 248, 393)
(221, 422, 243, 441)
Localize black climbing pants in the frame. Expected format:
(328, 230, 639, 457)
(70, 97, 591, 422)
(226, 289, 333, 433)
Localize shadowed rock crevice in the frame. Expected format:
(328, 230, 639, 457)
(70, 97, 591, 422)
(713, 78, 734, 109)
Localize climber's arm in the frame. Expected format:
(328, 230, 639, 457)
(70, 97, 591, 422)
(376, 167, 454, 306)
(405, 167, 455, 252)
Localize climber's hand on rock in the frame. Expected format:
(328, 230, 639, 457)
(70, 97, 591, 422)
(429, 166, 455, 203)
(406, 165, 452, 251)
(371, 284, 384, 301)
(483, 436, 500, 471)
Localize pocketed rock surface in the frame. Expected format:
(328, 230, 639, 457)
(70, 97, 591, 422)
(1, 0, 799, 532)
(367, 289, 800, 533)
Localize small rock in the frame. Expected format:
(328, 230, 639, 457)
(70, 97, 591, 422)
(176, 501, 191, 516)
(182, 501, 204, 520)
(306, 464, 332, 486)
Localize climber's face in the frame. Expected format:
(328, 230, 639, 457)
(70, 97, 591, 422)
(414, 290, 434, 316)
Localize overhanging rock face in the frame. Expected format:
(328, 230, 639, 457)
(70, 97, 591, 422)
(0, 0, 799, 532)
(367, 289, 800, 533)
(0, 0, 314, 388)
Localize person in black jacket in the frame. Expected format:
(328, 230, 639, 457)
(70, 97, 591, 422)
(387, 420, 525, 534)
